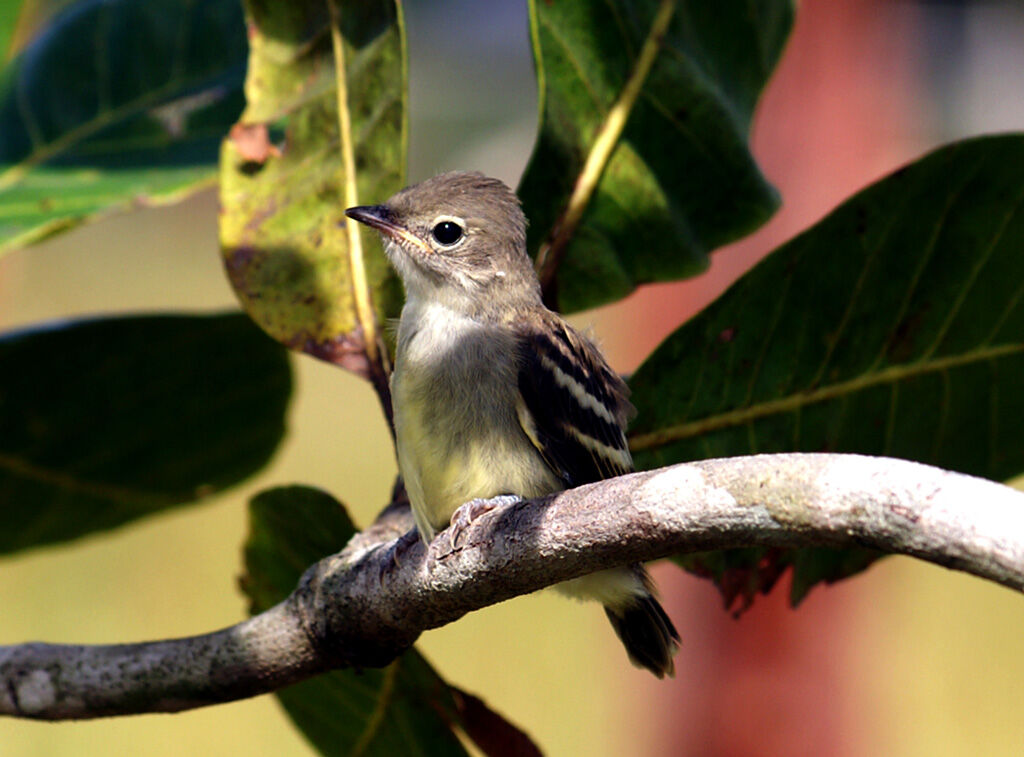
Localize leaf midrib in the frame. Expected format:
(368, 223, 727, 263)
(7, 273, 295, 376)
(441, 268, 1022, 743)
(0, 451, 177, 505)
(0, 74, 219, 192)
(628, 342, 1024, 450)
(349, 662, 399, 756)
(534, 0, 677, 294)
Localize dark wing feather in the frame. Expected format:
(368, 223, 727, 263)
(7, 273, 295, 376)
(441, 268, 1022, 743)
(515, 311, 634, 488)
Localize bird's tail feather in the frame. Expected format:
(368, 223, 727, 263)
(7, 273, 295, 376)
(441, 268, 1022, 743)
(604, 588, 680, 678)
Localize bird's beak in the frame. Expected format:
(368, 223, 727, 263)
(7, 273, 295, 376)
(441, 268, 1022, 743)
(345, 205, 431, 255)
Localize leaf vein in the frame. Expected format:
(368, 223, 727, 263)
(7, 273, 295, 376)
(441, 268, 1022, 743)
(741, 262, 793, 405)
(0, 452, 176, 506)
(867, 148, 980, 371)
(921, 171, 1024, 360)
(629, 342, 1024, 450)
(537, 12, 604, 113)
(808, 198, 907, 388)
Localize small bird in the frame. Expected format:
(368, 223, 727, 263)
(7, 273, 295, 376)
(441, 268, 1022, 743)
(346, 171, 679, 677)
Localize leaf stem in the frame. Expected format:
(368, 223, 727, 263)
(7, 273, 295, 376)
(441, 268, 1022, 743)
(535, 0, 676, 303)
(327, 0, 393, 426)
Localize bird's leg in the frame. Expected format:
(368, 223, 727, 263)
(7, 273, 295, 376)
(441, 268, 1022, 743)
(377, 527, 421, 582)
(448, 494, 523, 548)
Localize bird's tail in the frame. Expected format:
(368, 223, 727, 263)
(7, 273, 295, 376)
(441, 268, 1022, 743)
(604, 587, 680, 678)
(556, 564, 680, 677)
(552, 565, 679, 676)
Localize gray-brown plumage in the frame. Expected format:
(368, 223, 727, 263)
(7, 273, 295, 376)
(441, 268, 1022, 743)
(346, 171, 680, 677)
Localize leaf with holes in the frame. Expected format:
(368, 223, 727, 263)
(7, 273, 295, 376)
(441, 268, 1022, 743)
(0, 313, 290, 555)
(629, 135, 1024, 609)
(0, 0, 247, 254)
(519, 0, 792, 312)
(219, 0, 404, 381)
(244, 486, 540, 757)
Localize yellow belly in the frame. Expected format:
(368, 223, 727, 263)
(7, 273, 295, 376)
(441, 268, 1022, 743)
(396, 406, 560, 540)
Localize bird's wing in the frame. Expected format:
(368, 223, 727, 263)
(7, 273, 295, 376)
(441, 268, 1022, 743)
(514, 311, 634, 487)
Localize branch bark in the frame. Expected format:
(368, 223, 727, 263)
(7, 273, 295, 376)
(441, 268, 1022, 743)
(3, 453, 1023, 720)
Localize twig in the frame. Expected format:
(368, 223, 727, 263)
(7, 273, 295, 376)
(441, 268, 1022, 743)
(3, 453, 1022, 720)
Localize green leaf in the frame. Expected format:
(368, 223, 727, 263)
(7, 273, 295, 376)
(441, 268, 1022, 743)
(519, 0, 792, 312)
(219, 0, 405, 367)
(671, 548, 789, 617)
(0, 2, 21, 59)
(629, 134, 1024, 606)
(245, 487, 541, 757)
(0, 313, 291, 555)
(0, 0, 248, 255)
(2, 2, 78, 60)
(242, 487, 351, 614)
(788, 547, 881, 606)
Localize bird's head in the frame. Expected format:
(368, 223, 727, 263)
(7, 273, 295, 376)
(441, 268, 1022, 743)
(346, 171, 538, 313)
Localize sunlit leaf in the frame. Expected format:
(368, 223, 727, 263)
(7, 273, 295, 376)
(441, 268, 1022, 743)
(4, 1, 81, 59)
(0, 0, 247, 254)
(0, 2, 23, 59)
(219, 0, 405, 370)
(519, 0, 792, 312)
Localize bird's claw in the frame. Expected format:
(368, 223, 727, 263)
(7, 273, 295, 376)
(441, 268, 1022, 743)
(448, 494, 522, 549)
(377, 527, 421, 582)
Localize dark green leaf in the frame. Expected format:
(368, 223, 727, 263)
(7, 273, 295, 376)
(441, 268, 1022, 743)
(519, 0, 792, 312)
(0, 0, 247, 254)
(272, 655, 470, 757)
(630, 135, 1024, 604)
(670, 548, 789, 616)
(244, 486, 466, 756)
(219, 0, 405, 365)
(242, 486, 354, 614)
(244, 487, 539, 757)
(0, 313, 291, 555)
(788, 547, 881, 606)
(671, 546, 881, 614)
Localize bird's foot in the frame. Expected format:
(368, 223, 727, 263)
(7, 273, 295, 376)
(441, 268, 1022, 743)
(377, 527, 421, 582)
(448, 494, 522, 548)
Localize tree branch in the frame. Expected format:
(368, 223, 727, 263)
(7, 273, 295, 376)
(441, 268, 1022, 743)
(3, 453, 1023, 720)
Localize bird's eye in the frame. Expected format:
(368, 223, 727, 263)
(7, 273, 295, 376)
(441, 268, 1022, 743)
(431, 221, 464, 246)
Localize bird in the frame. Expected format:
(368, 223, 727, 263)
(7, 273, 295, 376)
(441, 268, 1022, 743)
(345, 171, 679, 677)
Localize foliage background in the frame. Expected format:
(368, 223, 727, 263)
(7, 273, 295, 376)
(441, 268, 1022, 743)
(2, 1, 1024, 755)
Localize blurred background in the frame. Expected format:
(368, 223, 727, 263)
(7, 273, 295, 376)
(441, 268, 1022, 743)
(2, 0, 1024, 754)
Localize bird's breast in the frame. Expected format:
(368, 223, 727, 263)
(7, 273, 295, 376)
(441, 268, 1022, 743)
(391, 302, 557, 538)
